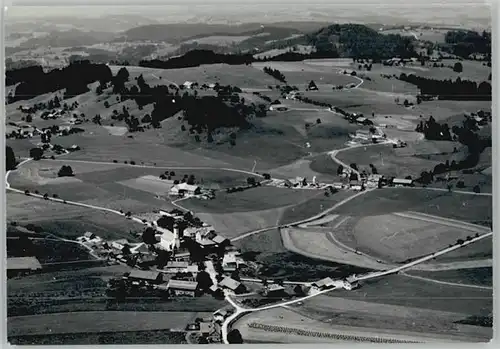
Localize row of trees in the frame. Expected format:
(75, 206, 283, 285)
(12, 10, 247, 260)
(6, 61, 113, 103)
(399, 73, 492, 101)
(263, 66, 286, 83)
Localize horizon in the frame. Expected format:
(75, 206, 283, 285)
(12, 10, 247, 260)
(4, 1, 492, 29)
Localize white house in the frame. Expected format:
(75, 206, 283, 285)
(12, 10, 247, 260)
(110, 239, 129, 251)
(170, 183, 201, 197)
(183, 81, 194, 89)
(222, 252, 237, 272)
(157, 226, 180, 251)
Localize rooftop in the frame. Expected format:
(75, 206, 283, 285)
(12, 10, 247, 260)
(313, 277, 335, 288)
(172, 183, 200, 192)
(167, 279, 198, 291)
(267, 284, 285, 292)
(199, 322, 213, 333)
(219, 277, 242, 290)
(166, 261, 190, 269)
(128, 269, 162, 281)
(212, 234, 229, 244)
(393, 178, 413, 184)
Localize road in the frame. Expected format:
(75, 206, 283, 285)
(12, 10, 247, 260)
(229, 188, 373, 243)
(7, 147, 493, 344)
(222, 229, 493, 343)
(336, 68, 364, 89)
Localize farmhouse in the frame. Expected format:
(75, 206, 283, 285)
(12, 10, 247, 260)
(157, 227, 180, 251)
(263, 283, 286, 297)
(126, 270, 163, 284)
(130, 242, 150, 255)
(170, 183, 201, 197)
(213, 309, 228, 322)
(349, 180, 363, 191)
(392, 178, 414, 187)
(165, 261, 190, 273)
(218, 277, 246, 294)
(312, 277, 336, 290)
(356, 117, 373, 126)
(183, 81, 194, 89)
(84, 232, 96, 239)
(332, 182, 345, 189)
(355, 129, 371, 140)
(166, 279, 199, 297)
(7, 257, 42, 278)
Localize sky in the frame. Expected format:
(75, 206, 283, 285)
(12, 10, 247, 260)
(4, 0, 492, 28)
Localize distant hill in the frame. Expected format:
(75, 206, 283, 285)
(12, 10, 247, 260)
(122, 21, 328, 43)
(14, 29, 118, 49)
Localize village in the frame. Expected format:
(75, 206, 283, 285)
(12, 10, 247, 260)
(7, 204, 360, 344)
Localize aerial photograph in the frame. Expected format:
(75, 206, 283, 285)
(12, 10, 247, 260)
(4, 0, 493, 345)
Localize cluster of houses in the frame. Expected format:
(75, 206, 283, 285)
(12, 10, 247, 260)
(266, 176, 333, 190)
(351, 128, 386, 142)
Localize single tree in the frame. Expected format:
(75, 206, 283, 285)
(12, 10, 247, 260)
(6, 146, 16, 170)
(29, 148, 44, 160)
(227, 329, 244, 344)
(247, 177, 257, 186)
(337, 165, 344, 175)
(142, 227, 157, 245)
(57, 165, 74, 177)
(453, 62, 463, 73)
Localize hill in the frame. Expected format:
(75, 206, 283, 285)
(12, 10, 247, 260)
(122, 22, 328, 43)
(305, 23, 417, 59)
(13, 29, 118, 50)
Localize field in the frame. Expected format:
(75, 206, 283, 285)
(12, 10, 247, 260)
(234, 228, 369, 281)
(381, 28, 448, 43)
(253, 44, 314, 59)
(331, 188, 492, 226)
(422, 235, 492, 262)
(281, 224, 388, 270)
(330, 213, 487, 263)
(335, 140, 466, 178)
(407, 267, 493, 287)
(9, 330, 187, 345)
(8, 311, 210, 336)
(7, 192, 145, 241)
(331, 274, 492, 319)
(8, 158, 264, 216)
(232, 303, 486, 343)
(7, 238, 90, 264)
(290, 288, 491, 342)
(109, 64, 280, 89)
(180, 186, 321, 214)
(183, 35, 252, 46)
(252, 61, 359, 88)
(279, 190, 355, 225)
(195, 207, 285, 239)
